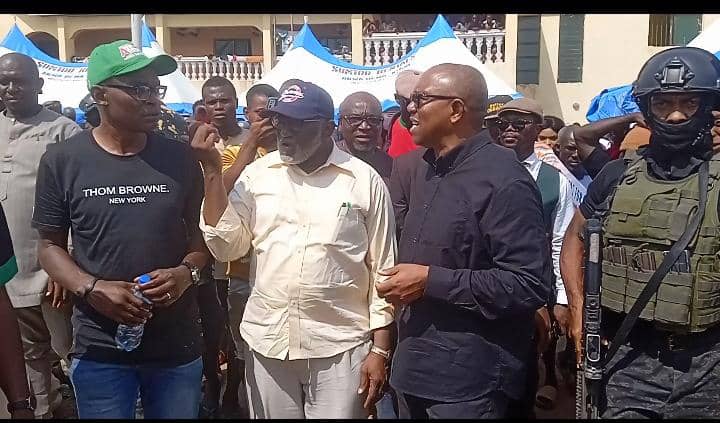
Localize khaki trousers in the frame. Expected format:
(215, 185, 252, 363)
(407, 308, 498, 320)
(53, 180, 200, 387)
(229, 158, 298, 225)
(15, 302, 73, 418)
(244, 341, 371, 419)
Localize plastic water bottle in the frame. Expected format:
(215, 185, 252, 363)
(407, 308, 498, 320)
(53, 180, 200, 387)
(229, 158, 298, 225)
(115, 274, 153, 352)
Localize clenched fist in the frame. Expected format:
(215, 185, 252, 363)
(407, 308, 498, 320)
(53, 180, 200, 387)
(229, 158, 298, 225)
(189, 121, 222, 172)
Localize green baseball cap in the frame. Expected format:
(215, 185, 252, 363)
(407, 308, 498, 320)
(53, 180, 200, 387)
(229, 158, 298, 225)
(86, 40, 177, 90)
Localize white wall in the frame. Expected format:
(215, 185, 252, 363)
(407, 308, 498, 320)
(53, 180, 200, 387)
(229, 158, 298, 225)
(518, 14, 720, 124)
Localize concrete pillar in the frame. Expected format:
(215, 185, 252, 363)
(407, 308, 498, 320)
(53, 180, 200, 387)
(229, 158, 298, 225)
(351, 14, 364, 65)
(56, 16, 74, 62)
(154, 14, 172, 53)
(261, 14, 275, 73)
(502, 14, 518, 88)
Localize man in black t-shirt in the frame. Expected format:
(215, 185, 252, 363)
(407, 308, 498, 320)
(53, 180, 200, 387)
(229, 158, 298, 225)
(32, 40, 209, 419)
(560, 47, 720, 418)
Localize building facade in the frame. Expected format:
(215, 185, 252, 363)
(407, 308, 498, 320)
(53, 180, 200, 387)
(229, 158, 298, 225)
(0, 13, 716, 123)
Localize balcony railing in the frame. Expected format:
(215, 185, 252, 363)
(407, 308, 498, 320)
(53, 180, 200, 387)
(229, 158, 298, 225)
(363, 30, 505, 66)
(176, 56, 264, 82)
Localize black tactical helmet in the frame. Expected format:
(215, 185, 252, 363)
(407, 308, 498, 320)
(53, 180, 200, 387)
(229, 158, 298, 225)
(633, 47, 720, 110)
(79, 93, 100, 127)
(78, 93, 96, 114)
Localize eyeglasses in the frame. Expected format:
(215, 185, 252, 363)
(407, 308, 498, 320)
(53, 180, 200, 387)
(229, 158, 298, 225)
(341, 114, 383, 127)
(487, 118, 536, 132)
(270, 115, 324, 132)
(409, 92, 464, 109)
(102, 83, 167, 101)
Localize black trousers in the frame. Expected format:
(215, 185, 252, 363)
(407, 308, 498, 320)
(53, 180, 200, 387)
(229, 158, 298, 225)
(396, 390, 508, 419)
(601, 326, 720, 418)
(505, 336, 539, 419)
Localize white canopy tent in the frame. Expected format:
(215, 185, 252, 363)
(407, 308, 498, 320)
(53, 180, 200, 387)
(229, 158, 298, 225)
(240, 15, 518, 114)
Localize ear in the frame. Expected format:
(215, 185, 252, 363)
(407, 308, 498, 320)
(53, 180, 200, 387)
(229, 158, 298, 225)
(243, 106, 248, 116)
(90, 86, 108, 106)
(552, 143, 560, 156)
(449, 99, 465, 125)
(324, 120, 336, 136)
(37, 77, 44, 95)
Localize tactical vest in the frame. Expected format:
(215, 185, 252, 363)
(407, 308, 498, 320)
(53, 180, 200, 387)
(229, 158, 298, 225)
(601, 156, 720, 333)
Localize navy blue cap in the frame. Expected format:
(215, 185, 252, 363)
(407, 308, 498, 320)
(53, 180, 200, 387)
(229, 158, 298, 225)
(268, 81, 334, 121)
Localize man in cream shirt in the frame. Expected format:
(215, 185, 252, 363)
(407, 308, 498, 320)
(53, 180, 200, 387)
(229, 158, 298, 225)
(194, 81, 396, 419)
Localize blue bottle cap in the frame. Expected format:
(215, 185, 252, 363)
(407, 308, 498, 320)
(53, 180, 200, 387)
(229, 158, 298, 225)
(138, 274, 152, 284)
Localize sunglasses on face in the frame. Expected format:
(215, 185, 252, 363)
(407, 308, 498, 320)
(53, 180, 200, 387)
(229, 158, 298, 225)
(102, 83, 167, 101)
(488, 118, 536, 132)
(270, 115, 324, 132)
(409, 92, 466, 109)
(341, 114, 383, 127)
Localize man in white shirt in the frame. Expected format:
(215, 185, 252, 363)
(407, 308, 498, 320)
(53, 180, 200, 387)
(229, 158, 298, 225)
(489, 98, 575, 417)
(193, 81, 396, 419)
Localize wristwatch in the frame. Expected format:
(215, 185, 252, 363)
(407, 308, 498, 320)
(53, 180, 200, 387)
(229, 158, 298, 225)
(7, 396, 35, 414)
(180, 261, 201, 285)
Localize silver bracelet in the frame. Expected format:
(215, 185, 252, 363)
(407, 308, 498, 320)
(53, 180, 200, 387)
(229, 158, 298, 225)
(370, 345, 391, 360)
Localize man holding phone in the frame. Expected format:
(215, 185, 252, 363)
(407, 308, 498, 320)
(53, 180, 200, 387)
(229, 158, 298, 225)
(215, 84, 279, 418)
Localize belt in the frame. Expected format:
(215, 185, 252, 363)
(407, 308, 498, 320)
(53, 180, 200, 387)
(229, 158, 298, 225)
(629, 324, 720, 353)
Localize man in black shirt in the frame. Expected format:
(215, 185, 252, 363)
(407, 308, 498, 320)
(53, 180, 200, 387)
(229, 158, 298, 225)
(378, 63, 550, 418)
(561, 47, 720, 418)
(32, 40, 209, 419)
(338, 91, 393, 183)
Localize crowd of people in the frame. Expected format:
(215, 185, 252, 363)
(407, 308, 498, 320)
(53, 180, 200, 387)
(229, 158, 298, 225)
(2, 34, 720, 421)
(363, 14, 505, 37)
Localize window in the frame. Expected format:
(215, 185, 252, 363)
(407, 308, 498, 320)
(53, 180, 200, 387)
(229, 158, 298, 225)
(516, 15, 541, 85)
(214, 39, 251, 58)
(318, 37, 350, 55)
(558, 14, 584, 83)
(648, 14, 701, 47)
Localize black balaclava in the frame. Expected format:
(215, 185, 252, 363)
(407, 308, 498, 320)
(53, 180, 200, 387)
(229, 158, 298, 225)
(643, 93, 715, 180)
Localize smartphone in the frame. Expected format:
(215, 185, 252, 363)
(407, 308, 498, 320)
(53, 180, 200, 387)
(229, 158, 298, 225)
(259, 97, 278, 119)
(266, 97, 278, 110)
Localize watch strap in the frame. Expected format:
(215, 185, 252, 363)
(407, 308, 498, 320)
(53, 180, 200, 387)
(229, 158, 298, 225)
(180, 261, 200, 284)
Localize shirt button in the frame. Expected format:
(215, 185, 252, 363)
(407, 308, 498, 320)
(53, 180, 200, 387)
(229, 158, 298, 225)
(412, 238, 418, 243)
(423, 203, 429, 209)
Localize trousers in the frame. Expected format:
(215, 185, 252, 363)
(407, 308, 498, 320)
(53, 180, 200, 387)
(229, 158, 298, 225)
(602, 327, 720, 418)
(15, 302, 73, 418)
(244, 341, 371, 419)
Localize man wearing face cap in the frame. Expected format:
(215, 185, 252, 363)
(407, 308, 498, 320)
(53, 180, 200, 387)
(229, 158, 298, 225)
(195, 81, 396, 418)
(561, 47, 720, 418)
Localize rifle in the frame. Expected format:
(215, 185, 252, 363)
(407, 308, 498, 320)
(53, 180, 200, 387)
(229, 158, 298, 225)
(575, 218, 602, 419)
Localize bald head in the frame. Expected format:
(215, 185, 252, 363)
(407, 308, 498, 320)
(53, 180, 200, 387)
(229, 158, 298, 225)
(339, 91, 383, 154)
(419, 64, 488, 127)
(339, 91, 381, 116)
(0, 53, 40, 79)
(0, 52, 43, 118)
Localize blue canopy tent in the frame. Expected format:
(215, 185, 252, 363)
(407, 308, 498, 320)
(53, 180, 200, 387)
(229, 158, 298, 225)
(0, 23, 201, 124)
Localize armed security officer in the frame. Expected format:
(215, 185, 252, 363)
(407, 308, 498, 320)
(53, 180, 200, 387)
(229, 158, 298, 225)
(561, 47, 720, 418)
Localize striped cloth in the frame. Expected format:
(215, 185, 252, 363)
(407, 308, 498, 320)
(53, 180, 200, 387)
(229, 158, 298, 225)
(534, 142, 588, 207)
(0, 204, 17, 286)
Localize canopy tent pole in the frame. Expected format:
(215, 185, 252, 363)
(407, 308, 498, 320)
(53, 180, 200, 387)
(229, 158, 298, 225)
(131, 14, 144, 48)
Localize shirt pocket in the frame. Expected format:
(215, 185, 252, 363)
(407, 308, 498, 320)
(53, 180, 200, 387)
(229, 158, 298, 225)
(0, 155, 10, 201)
(329, 205, 368, 250)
